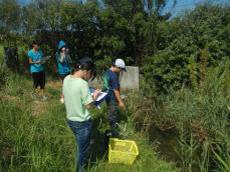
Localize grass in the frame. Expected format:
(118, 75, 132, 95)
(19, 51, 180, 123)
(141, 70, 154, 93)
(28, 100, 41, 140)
(3, 57, 228, 172)
(1, 52, 229, 172)
(0, 71, 178, 172)
(0, 45, 3, 63)
(134, 61, 230, 171)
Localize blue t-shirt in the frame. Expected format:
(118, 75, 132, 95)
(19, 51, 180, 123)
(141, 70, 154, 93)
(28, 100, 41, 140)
(103, 69, 120, 101)
(28, 49, 44, 73)
(55, 52, 71, 75)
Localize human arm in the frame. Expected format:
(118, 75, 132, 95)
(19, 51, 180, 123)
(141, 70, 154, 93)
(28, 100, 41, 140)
(114, 89, 125, 108)
(66, 54, 72, 64)
(28, 57, 41, 64)
(56, 53, 65, 63)
(110, 72, 125, 108)
(82, 82, 101, 109)
(28, 50, 43, 64)
(85, 89, 101, 109)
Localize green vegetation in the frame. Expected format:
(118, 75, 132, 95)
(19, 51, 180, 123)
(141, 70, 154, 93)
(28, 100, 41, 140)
(0, 0, 229, 171)
(0, 45, 3, 58)
(143, 5, 230, 92)
(136, 61, 229, 171)
(0, 71, 178, 172)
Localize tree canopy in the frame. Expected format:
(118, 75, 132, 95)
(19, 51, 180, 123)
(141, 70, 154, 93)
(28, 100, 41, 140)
(0, 0, 229, 91)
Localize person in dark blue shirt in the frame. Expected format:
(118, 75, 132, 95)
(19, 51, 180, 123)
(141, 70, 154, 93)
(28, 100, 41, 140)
(102, 59, 126, 136)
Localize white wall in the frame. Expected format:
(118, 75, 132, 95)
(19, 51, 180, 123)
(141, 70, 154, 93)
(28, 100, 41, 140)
(119, 66, 139, 90)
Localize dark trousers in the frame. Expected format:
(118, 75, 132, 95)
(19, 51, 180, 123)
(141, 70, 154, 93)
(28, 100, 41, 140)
(107, 97, 120, 136)
(32, 71, 45, 89)
(67, 120, 92, 172)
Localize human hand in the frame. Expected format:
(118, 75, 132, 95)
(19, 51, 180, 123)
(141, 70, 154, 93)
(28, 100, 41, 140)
(118, 101, 125, 109)
(93, 89, 101, 100)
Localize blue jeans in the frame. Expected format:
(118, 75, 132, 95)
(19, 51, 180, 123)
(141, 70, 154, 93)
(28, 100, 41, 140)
(67, 120, 92, 172)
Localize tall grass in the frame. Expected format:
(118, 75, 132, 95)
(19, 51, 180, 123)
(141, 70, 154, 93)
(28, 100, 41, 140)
(0, 45, 3, 60)
(134, 60, 230, 171)
(0, 45, 6, 87)
(0, 72, 178, 172)
(0, 77, 75, 171)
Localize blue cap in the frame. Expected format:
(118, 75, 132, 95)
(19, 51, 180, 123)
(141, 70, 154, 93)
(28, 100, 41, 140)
(58, 40, 66, 50)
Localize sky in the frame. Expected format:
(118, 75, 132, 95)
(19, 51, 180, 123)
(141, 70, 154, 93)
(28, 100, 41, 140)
(162, 0, 230, 17)
(18, 0, 230, 17)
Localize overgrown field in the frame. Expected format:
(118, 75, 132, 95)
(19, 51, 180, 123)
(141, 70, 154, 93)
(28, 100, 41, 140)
(0, 69, 178, 172)
(0, 2, 229, 172)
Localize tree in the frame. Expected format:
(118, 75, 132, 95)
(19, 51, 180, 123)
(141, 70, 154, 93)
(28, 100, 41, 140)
(0, 0, 21, 45)
(143, 5, 230, 92)
(145, 0, 177, 15)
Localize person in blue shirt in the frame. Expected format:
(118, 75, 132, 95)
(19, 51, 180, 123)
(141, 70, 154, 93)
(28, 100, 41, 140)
(28, 41, 47, 99)
(102, 59, 126, 136)
(56, 43, 72, 103)
(58, 39, 66, 51)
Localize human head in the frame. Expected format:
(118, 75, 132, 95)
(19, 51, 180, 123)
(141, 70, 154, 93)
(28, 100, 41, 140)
(72, 57, 96, 81)
(112, 58, 126, 73)
(58, 40, 66, 51)
(60, 47, 66, 53)
(32, 41, 39, 51)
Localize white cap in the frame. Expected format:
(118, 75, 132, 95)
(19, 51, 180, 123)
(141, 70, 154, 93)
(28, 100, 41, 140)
(114, 59, 126, 71)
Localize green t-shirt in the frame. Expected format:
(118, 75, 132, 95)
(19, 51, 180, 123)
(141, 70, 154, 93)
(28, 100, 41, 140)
(63, 75, 93, 122)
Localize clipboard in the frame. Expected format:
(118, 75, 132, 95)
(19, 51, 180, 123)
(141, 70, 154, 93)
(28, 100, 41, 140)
(90, 87, 108, 108)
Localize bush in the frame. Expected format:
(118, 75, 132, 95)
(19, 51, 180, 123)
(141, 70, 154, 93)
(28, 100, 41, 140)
(135, 60, 230, 171)
(0, 64, 8, 88)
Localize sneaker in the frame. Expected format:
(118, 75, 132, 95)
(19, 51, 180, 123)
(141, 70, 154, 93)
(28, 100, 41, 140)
(60, 97, 64, 104)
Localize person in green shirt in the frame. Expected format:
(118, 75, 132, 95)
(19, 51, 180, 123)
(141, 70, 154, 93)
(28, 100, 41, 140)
(63, 58, 100, 172)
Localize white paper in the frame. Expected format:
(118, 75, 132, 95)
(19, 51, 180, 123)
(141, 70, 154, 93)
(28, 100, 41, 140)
(40, 56, 51, 64)
(96, 92, 107, 102)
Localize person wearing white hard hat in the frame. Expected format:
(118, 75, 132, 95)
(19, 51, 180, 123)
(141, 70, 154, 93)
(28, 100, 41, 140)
(102, 58, 126, 137)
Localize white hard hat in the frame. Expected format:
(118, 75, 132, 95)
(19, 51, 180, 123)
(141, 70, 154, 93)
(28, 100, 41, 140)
(114, 59, 126, 71)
